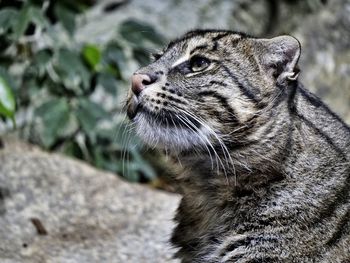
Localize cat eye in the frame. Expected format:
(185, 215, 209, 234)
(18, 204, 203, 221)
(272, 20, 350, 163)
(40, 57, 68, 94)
(189, 56, 211, 72)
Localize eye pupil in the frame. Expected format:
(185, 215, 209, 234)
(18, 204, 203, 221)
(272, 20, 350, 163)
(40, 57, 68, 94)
(190, 56, 210, 72)
(194, 58, 204, 67)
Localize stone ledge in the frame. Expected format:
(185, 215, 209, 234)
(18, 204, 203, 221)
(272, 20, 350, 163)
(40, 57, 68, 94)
(0, 137, 180, 263)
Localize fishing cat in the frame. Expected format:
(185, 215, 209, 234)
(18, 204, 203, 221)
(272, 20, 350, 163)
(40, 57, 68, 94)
(126, 30, 350, 262)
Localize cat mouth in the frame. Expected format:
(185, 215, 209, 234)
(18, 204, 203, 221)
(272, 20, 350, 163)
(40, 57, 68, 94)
(127, 97, 202, 131)
(127, 97, 208, 150)
(126, 96, 140, 119)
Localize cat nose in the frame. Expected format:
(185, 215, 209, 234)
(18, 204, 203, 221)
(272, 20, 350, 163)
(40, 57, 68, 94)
(131, 73, 158, 96)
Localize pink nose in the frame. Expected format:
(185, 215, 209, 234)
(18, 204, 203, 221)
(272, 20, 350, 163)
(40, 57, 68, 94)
(131, 73, 156, 96)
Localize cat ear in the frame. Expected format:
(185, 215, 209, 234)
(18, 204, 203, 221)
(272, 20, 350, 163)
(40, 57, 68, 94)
(254, 35, 301, 84)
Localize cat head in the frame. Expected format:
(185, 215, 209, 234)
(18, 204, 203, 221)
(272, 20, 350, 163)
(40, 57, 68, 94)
(126, 30, 301, 152)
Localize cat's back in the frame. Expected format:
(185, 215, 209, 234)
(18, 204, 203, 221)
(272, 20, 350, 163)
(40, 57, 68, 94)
(295, 86, 350, 159)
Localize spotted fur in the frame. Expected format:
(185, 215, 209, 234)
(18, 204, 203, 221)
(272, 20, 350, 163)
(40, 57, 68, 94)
(126, 30, 350, 262)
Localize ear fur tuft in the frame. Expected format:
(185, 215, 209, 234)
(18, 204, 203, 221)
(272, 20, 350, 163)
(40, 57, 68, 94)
(254, 35, 301, 85)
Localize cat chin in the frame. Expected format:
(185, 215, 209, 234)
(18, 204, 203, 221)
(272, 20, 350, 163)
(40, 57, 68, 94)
(133, 113, 208, 152)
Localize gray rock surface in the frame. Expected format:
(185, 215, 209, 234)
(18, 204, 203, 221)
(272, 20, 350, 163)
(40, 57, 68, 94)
(0, 137, 180, 263)
(76, 0, 238, 42)
(295, 0, 350, 124)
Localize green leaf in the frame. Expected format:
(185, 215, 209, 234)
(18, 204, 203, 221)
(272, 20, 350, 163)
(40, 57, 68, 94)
(91, 147, 105, 168)
(130, 148, 157, 180)
(12, 5, 48, 40)
(103, 42, 126, 78)
(34, 49, 52, 65)
(110, 121, 142, 150)
(0, 74, 16, 119)
(99, 157, 128, 176)
(32, 49, 52, 77)
(97, 73, 118, 95)
(132, 48, 151, 66)
(114, 158, 140, 182)
(82, 44, 101, 70)
(30, 7, 49, 28)
(123, 166, 140, 182)
(119, 19, 165, 47)
(75, 98, 109, 142)
(0, 8, 18, 34)
(54, 48, 90, 94)
(14, 5, 31, 39)
(62, 141, 83, 159)
(54, 3, 76, 35)
(34, 98, 70, 148)
(58, 112, 79, 137)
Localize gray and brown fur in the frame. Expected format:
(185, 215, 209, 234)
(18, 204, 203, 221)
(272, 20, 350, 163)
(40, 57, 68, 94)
(126, 30, 350, 262)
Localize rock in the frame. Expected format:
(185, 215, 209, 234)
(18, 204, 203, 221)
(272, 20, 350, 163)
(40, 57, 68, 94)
(76, 0, 238, 42)
(0, 137, 180, 263)
(294, 0, 350, 124)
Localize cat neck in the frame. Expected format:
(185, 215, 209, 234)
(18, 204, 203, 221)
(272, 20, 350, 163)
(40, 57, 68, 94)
(174, 82, 350, 202)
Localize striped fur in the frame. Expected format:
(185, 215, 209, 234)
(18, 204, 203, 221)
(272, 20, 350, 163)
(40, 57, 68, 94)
(126, 30, 350, 262)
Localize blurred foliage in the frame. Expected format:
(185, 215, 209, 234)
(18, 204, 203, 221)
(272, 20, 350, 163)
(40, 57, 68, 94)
(0, 0, 167, 182)
(0, 73, 15, 124)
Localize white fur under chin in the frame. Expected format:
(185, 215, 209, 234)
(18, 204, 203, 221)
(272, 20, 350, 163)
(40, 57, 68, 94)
(133, 113, 209, 152)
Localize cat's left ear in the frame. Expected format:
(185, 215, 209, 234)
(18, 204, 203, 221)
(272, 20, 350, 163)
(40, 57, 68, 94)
(253, 35, 301, 84)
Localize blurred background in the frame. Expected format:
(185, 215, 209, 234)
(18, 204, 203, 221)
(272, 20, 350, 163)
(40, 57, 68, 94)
(0, 0, 349, 187)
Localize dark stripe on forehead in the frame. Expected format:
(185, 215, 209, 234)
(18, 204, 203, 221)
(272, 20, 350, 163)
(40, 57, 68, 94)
(166, 30, 251, 51)
(211, 32, 231, 42)
(220, 64, 260, 103)
(185, 29, 251, 38)
(212, 36, 241, 52)
(189, 44, 209, 55)
(212, 41, 219, 51)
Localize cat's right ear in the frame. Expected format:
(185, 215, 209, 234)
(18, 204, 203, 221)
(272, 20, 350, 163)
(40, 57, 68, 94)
(253, 35, 301, 85)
